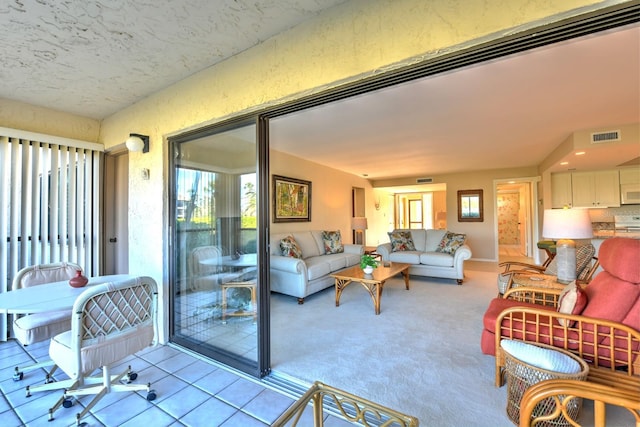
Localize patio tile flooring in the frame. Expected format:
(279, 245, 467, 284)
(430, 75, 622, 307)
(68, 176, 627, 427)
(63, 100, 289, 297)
(0, 340, 353, 427)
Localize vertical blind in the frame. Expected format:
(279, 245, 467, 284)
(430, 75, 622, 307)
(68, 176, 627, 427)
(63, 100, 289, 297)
(0, 129, 103, 339)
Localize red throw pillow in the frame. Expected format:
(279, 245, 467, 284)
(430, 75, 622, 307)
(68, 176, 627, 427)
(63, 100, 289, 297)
(557, 281, 588, 327)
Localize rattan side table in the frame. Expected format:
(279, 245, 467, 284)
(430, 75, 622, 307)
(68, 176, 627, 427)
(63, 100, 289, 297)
(503, 342, 589, 426)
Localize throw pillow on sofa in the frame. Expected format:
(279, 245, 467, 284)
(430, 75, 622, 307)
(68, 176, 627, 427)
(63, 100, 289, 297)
(557, 281, 588, 327)
(321, 230, 344, 254)
(280, 235, 303, 259)
(388, 231, 416, 252)
(436, 231, 466, 254)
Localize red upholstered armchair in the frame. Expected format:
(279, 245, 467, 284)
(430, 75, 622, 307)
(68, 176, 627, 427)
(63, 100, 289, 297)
(481, 237, 640, 389)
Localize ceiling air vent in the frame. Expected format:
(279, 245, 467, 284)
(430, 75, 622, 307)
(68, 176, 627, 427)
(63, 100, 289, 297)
(416, 177, 433, 184)
(591, 130, 620, 144)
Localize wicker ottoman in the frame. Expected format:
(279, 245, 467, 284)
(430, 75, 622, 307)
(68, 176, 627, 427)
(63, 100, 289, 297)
(502, 340, 589, 426)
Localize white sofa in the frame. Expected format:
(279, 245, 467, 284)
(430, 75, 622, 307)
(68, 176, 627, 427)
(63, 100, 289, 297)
(270, 230, 364, 303)
(376, 229, 472, 284)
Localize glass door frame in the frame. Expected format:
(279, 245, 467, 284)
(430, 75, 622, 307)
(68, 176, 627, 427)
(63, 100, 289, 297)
(168, 114, 270, 378)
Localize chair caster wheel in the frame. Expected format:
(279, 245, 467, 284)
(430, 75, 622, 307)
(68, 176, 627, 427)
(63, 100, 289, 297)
(13, 371, 23, 382)
(62, 397, 74, 408)
(146, 390, 157, 401)
(45, 376, 55, 384)
(128, 372, 138, 382)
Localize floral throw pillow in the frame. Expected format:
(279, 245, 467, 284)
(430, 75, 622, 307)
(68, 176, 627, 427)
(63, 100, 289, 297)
(280, 235, 303, 259)
(436, 232, 466, 255)
(322, 230, 344, 254)
(388, 231, 416, 252)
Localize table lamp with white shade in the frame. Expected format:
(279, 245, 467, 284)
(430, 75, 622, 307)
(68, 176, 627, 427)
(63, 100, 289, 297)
(542, 208, 593, 284)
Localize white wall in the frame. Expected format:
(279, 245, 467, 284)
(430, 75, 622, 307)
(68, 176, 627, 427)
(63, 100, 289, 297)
(271, 150, 371, 241)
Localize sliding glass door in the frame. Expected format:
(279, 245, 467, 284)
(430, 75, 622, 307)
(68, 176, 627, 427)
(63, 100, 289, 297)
(169, 120, 267, 376)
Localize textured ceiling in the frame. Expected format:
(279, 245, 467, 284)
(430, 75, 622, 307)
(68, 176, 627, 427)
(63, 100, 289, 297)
(0, 0, 347, 119)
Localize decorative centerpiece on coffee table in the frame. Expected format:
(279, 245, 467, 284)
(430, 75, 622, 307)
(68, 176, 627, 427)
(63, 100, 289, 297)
(360, 254, 379, 274)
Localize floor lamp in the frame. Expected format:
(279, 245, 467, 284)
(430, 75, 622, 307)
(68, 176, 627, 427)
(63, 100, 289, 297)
(351, 217, 368, 245)
(542, 208, 593, 284)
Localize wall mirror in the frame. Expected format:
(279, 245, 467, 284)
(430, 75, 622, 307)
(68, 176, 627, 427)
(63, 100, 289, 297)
(457, 189, 483, 222)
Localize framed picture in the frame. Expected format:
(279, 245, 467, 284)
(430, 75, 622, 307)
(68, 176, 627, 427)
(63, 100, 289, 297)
(457, 189, 483, 222)
(273, 175, 312, 222)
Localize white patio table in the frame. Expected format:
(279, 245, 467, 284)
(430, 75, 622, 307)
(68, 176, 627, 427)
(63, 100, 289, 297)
(0, 274, 132, 314)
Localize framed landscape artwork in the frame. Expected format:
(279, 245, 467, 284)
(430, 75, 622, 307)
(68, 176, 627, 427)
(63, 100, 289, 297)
(457, 189, 483, 222)
(273, 175, 311, 222)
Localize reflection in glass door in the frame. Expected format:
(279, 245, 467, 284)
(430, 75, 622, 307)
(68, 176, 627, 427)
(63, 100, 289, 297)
(170, 122, 261, 375)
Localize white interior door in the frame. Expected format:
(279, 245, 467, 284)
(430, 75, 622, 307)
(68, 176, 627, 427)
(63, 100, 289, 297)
(104, 152, 129, 274)
(518, 184, 530, 257)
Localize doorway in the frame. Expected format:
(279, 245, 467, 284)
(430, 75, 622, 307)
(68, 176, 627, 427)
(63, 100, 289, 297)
(394, 192, 434, 229)
(104, 150, 129, 274)
(495, 180, 537, 264)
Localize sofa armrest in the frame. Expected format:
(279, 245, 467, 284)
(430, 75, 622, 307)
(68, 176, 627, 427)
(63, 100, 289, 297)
(452, 244, 472, 263)
(376, 243, 392, 261)
(270, 255, 307, 274)
(451, 244, 472, 281)
(343, 244, 364, 255)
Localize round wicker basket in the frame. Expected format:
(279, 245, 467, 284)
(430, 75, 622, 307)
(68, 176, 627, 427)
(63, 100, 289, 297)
(503, 342, 589, 426)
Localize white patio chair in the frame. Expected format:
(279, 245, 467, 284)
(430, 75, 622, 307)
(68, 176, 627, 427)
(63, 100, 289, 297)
(26, 276, 158, 425)
(11, 262, 83, 382)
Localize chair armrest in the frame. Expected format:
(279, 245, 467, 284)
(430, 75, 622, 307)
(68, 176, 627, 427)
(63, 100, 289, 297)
(502, 286, 562, 306)
(270, 255, 306, 274)
(498, 261, 546, 273)
(519, 379, 640, 427)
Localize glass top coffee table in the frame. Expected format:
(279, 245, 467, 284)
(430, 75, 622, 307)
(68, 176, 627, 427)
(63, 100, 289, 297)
(330, 262, 410, 315)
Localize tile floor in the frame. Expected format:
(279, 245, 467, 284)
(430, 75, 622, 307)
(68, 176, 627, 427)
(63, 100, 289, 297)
(0, 339, 353, 427)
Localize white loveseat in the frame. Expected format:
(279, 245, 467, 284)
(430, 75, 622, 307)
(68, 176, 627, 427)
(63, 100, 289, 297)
(376, 229, 472, 284)
(270, 230, 364, 303)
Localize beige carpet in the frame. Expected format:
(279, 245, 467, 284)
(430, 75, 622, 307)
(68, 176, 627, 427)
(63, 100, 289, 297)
(270, 266, 633, 426)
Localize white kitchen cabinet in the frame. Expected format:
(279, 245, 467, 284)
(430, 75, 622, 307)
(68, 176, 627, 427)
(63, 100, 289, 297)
(551, 172, 573, 208)
(571, 170, 620, 208)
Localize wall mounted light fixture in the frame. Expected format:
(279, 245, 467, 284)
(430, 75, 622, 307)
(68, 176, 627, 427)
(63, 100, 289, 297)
(125, 133, 149, 153)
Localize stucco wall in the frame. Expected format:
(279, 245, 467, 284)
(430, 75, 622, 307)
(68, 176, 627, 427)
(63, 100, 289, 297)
(0, 98, 100, 142)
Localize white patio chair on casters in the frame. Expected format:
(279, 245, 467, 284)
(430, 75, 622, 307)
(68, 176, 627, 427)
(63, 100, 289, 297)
(11, 262, 82, 383)
(28, 276, 159, 426)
